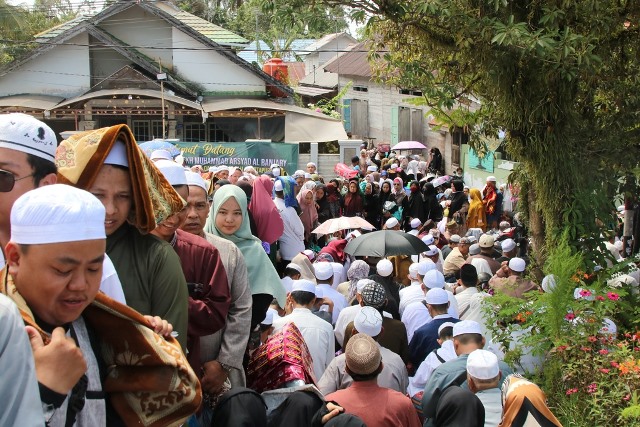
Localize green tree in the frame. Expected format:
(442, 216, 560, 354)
(276, 0, 640, 263)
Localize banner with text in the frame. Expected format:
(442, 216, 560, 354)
(174, 142, 299, 175)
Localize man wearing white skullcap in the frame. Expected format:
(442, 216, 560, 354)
(333, 278, 375, 347)
(408, 218, 422, 236)
(420, 320, 513, 424)
(314, 262, 348, 325)
(497, 238, 517, 263)
(319, 306, 408, 395)
(367, 258, 401, 320)
(215, 165, 229, 180)
(398, 262, 422, 316)
(272, 278, 335, 380)
(306, 162, 317, 174)
(466, 349, 503, 427)
(384, 216, 400, 230)
(3, 184, 178, 426)
(153, 159, 232, 378)
(180, 167, 252, 389)
(150, 149, 173, 162)
(489, 257, 538, 298)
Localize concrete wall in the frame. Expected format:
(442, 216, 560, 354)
(299, 153, 340, 177)
(460, 144, 517, 189)
(0, 33, 90, 97)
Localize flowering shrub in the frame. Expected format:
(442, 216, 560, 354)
(485, 235, 640, 426)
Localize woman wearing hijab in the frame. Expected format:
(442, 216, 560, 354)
(435, 386, 485, 427)
(326, 180, 343, 218)
(393, 177, 407, 209)
(467, 188, 487, 231)
(250, 175, 284, 245)
(500, 374, 562, 427)
(422, 182, 444, 223)
(298, 187, 319, 245)
(448, 179, 469, 235)
(336, 260, 370, 302)
(363, 182, 380, 227)
(206, 185, 286, 330)
(343, 178, 364, 217)
(428, 147, 444, 175)
(378, 180, 395, 229)
(403, 180, 427, 230)
(315, 184, 332, 224)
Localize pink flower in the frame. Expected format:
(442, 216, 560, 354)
(556, 345, 568, 352)
(599, 368, 610, 374)
(596, 295, 605, 301)
(624, 394, 631, 401)
(580, 289, 592, 297)
(607, 292, 620, 301)
(588, 336, 597, 343)
(599, 349, 609, 355)
(566, 388, 578, 396)
(580, 346, 592, 352)
(565, 313, 576, 321)
(586, 383, 598, 394)
(611, 361, 619, 368)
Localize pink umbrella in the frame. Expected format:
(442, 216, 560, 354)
(392, 141, 427, 150)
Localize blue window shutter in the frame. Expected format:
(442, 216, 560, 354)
(391, 106, 399, 144)
(343, 99, 352, 132)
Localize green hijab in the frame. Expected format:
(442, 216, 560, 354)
(205, 185, 286, 307)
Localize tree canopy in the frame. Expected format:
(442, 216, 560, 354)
(270, 0, 640, 262)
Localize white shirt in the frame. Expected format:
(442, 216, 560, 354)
(466, 292, 491, 330)
(274, 197, 305, 261)
(272, 307, 335, 380)
(399, 281, 424, 316)
(334, 304, 360, 346)
(317, 283, 348, 325)
(455, 286, 479, 320)
(407, 339, 457, 397)
(401, 300, 431, 342)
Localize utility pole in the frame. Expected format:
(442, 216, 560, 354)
(158, 58, 166, 139)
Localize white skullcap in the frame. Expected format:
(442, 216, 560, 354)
(424, 270, 445, 289)
(408, 263, 420, 279)
(385, 217, 399, 229)
(307, 162, 316, 168)
(410, 218, 422, 229)
(541, 274, 557, 293)
(286, 263, 302, 273)
(508, 257, 526, 272)
(366, 165, 377, 172)
(0, 113, 57, 162)
(303, 249, 315, 260)
(314, 262, 334, 281)
(155, 159, 187, 186)
(438, 322, 456, 335)
(354, 306, 383, 337)
(261, 310, 273, 326)
(417, 259, 436, 276)
(356, 278, 375, 294)
(376, 259, 393, 277)
(291, 279, 316, 294)
(293, 170, 305, 178)
(449, 234, 461, 243)
(469, 244, 481, 255)
(185, 171, 207, 192)
(425, 288, 448, 305)
(453, 320, 483, 337)
(217, 165, 229, 173)
(467, 235, 477, 244)
(422, 234, 435, 246)
(104, 139, 129, 168)
(486, 176, 497, 182)
(271, 166, 281, 177)
(424, 245, 439, 257)
(501, 238, 516, 253)
(467, 349, 499, 380)
(11, 184, 106, 244)
(273, 180, 284, 191)
(150, 149, 172, 161)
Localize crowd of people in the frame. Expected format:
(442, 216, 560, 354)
(1, 112, 616, 427)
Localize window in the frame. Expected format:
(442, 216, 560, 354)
(208, 123, 231, 142)
(184, 123, 206, 142)
(399, 89, 423, 96)
(132, 120, 164, 141)
(353, 86, 369, 92)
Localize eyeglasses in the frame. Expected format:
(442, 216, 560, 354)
(0, 169, 34, 192)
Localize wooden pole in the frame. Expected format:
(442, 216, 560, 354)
(159, 58, 166, 139)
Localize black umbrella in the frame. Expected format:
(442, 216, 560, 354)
(344, 230, 429, 257)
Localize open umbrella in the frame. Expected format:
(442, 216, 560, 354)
(312, 217, 376, 236)
(431, 175, 452, 188)
(138, 140, 181, 158)
(392, 141, 427, 150)
(344, 230, 429, 257)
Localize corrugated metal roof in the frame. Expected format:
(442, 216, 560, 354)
(299, 65, 338, 88)
(0, 94, 65, 110)
(35, 15, 91, 39)
(237, 39, 316, 64)
(154, 2, 248, 46)
(294, 86, 335, 97)
(323, 42, 373, 77)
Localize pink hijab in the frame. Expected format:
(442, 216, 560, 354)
(249, 175, 284, 244)
(297, 188, 318, 241)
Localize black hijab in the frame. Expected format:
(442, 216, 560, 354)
(435, 386, 485, 427)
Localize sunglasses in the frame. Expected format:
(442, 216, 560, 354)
(0, 169, 34, 192)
